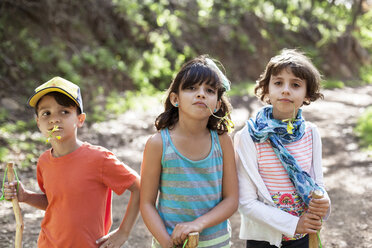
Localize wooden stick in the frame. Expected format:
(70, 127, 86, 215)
(309, 190, 323, 248)
(6, 162, 24, 248)
(185, 232, 199, 248)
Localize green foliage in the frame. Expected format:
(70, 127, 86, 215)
(87, 85, 163, 123)
(355, 106, 372, 150)
(0, 147, 9, 163)
(0, 120, 35, 133)
(0, 120, 39, 167)
(229, 81, 256, 96)
(0, 109, 9, 123)
(354, 9, 372, 54)
(322, 79, 345, 89)
(105, 88, 163, 117)
(359, 65, 372, 84)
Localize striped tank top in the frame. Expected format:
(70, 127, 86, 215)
(153, 128, 230, 248)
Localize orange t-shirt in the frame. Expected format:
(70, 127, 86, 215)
(36, 142, 137, 248)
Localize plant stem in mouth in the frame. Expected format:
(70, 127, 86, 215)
(282, 103, 297, 134)
(205, 105, 234, 132)
(46, 125, 61, 143)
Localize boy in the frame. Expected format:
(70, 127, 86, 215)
(4, 77, 140, 248)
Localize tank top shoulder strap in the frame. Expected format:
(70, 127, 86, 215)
(160, 128, 173, 162)
(210, 130, 223, 158)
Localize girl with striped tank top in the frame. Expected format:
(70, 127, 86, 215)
(234, 49, 331, 248)
(140, 55, 238, 248)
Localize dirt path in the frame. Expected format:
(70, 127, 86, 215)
(1, 85, 372, 247)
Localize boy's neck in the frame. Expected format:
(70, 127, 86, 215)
(51, 139, 83, 158)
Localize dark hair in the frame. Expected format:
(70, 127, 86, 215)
(35, 92, 82, 116)
(255, 49, 323, 105)
(155, 55, 233, 134)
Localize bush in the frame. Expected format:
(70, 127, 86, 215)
(355, 106, 372, 150)
(322, 79, 344, 89)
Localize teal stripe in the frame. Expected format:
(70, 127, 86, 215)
(161, 172, 222, 181)
(164, 159, 222, 168)
(158, 198, 220, 209)
(159, 193, 221, 202)
(161, 164, 223, 173)
(161, 179, 221, 188)
(162, 186, 220, 195)
(159, 206, 210, 216)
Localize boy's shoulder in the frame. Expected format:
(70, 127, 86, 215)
(80, 142, 113, 155)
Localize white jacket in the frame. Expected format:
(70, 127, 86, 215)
(234, 122, 331, 247)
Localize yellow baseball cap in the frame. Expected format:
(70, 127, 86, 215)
(28, 77, 83, 112)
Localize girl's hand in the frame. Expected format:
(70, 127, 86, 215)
(171, 221, 202, 247)
(295, 212, 322, 234)
(308, 197, 330, 218)
(3, 181, 26, 202)
(96, 228, 128, 248)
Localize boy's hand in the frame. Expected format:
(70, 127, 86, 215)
(3, 181, 26, 202)
(96, 228, 128, 248)
(308, 197, 330, 218)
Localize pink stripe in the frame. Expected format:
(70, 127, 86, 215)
(256, 127, 313, 195)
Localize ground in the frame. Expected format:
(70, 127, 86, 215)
(1, 85, 372, 248)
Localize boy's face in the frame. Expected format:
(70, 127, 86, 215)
(36, 95, 85, 142)
(267, 68, 309, 120)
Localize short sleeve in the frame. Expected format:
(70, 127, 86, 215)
(36, 154, 47, 194)
(101, 151, 138, 195)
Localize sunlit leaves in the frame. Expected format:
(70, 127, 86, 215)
(355, 106, 372, 150)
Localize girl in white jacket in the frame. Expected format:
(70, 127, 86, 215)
(234, 49, 330, 248)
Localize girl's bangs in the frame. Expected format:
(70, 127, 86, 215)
(272, 63, 309, 81)
(180, 65, 220, 90)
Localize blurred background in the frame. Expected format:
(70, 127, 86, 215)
(0, 0, 372, 247)
(1, 0, 372, 166)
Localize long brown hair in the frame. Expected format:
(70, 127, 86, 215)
(155, 55, 233, 134)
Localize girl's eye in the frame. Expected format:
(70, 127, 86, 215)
(186, 86, 195, 90)
(207, 88, 216, 94)
(274, 81, 281, 85)
(61, 110, 70, 115)
(41, 111, 50, 116)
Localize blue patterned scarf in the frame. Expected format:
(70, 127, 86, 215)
(247, 106, 323, 205)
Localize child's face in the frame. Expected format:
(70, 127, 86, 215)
(36, 95, 85, 142)
(172, 82, 220, 119)
(267, 68, 309, 120)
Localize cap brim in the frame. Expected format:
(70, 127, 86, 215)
(28, 87, 80, 109)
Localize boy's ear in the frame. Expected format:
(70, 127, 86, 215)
(35, 116, 41, 130)
(77, 113, 86, 128)
(170, 92, 179, 107)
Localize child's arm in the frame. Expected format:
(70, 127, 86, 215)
(4, 181, 48, 210)
(171, 133, 239, 246)
(96, 176, 140, 248)
(140, 134, 173, 248)
(310, 124, 331, 219)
